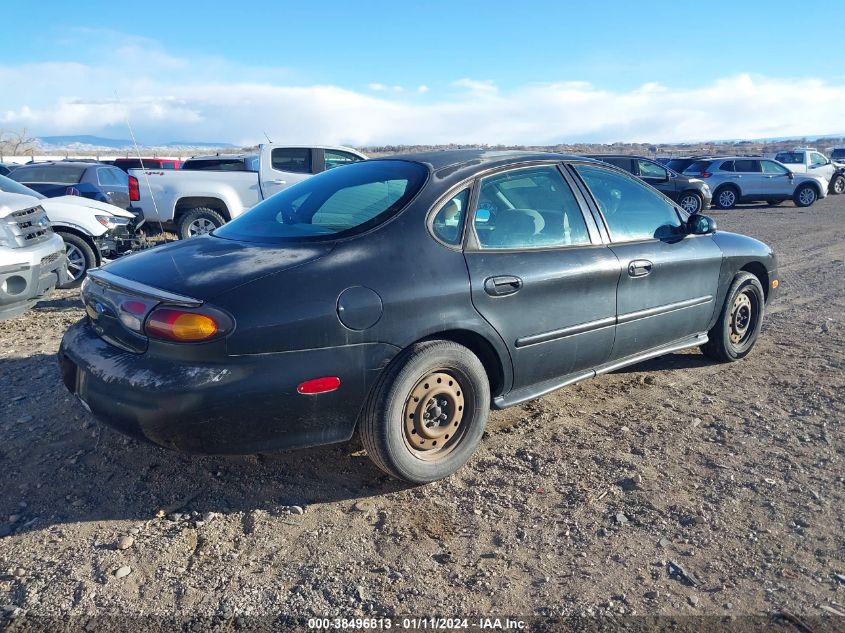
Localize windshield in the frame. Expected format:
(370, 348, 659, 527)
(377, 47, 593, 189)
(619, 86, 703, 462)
(0, 174, 45, 199)
(831, 149, 845, 161)
(216, 160, 428, 243)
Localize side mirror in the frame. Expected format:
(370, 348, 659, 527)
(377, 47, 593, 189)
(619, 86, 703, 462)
(688, 214, 717, 235)
(787, 171, 794, 179)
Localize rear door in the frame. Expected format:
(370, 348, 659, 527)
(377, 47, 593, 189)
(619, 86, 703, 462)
(259, 147, 316, 198)
(463, 163, 620, 390)
(571, 163, 722, 360)
(96, 167, 130, 210)
(732, 159, 764, 197)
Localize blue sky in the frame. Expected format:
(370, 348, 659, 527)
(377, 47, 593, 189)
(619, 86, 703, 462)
(1, 0, 843, 145)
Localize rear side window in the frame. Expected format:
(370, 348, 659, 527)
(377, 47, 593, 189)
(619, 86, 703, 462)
(215, 160, 427, 243)
(666, 159, 694, 173)
(718, 161, 735, 172)
(97, 168, 124, 186)
(733, 160, 760, 173)
(9, 165, 86, 184)
(473, 165, 591, 249)
(272, 148, 312, 173)
(575, 164, 682, 242)
(775, 152, 802, 165)
(431, 189, 469, 245)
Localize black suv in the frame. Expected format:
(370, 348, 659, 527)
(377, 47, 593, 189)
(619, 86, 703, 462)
(586, 155, 712, 214)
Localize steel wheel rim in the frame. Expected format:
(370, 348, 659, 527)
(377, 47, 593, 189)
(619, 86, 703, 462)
(719, 190, 735, 207)
(799, 188, 815, 205)
(188, 218, 215, 236)
(680, 195, 700, 213)
(403, 370, 466, 460)
(65, 243, 86, 280)
(729, 290, 758, 349)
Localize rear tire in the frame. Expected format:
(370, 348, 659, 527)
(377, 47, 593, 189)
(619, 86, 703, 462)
(715, 186, 738, 210)
(829, 174, 845, 195)
(56, 232, 97, 289)
(793, 184, 818, 207)
(701, 272, 765, 363)
(177, 207, 226, 240)
(360, 340, 490, 483)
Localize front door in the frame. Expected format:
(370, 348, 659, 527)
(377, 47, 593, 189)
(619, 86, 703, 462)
(760, 159, 795, 197)
(572, 163, 723, 361)
(464, 164, 620, 390)
(636, 158, 675, 199)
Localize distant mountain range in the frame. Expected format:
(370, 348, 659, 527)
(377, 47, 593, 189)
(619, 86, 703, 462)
(37, 135, 237, 150)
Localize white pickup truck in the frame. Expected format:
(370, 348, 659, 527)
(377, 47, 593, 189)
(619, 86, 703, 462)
(129, 144, 367, 239)
(774, 148, 844, 194)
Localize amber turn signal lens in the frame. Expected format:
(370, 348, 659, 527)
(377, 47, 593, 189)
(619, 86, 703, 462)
(146, 308, 219, 342)
(771, 279, 779, 289)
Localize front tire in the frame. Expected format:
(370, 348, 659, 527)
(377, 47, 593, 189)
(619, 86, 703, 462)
(793, 184, 817, 207)
(360, 340, 490, 483)
(715, 186, 738, 210)
(678, 191, 703, 214)
(829, 174, 845, 195)
(57, 232, 97, 289)
(701, 272, 765, 362)
(177, 207, 226, 240)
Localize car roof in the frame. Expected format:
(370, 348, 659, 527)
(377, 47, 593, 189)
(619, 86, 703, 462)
(374, 149, 591, 176)
(19, 161, 100, 168)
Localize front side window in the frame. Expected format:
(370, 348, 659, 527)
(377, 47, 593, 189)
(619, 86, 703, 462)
(271, 148, 312, 173)
(575, 164, 683, 242)
(761, 160, 789, 174)
(472, 165, 591, 249)
(810, 152, 828, 166)
(637, 159, 668, 179)
(324, 150, 363, 170)
(431, 189, 469, 246)
(215, 160, 427, 243)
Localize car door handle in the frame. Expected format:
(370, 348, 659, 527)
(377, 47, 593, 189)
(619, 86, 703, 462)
(268, 179, 287, 185)
(628, 260, 653, 278)
(484, 275, 523, 296)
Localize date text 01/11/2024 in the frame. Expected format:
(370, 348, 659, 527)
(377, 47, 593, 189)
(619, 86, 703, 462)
(306, 617, 527, 630)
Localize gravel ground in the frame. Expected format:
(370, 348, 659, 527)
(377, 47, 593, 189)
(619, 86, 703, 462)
(0, 195, 843, 628)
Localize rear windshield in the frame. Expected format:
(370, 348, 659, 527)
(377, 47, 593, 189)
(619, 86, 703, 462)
(0, 174, 46, 199)
(775, 152, 802, 164)
(215, 160, 428, 243)
(683, 161, 712, 175)
(10, 165, 86, 184)
(182, 157, 257, 171)
(666, 159, 694, 173)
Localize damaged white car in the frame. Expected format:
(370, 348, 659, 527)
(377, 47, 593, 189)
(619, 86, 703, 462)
(0, 174, 139, 287)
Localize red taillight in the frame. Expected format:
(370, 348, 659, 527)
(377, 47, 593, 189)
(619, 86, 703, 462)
(297, 377, 341, 394)
(128, 175, 140, 201)
(700, 171, 712, 178)
(145, 308, 219, 342)
(65, 186, 80, 196)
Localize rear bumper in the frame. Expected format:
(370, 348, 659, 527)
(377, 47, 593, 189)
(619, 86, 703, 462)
(58, 318, 398, 454)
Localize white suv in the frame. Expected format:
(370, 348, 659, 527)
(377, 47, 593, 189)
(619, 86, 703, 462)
(0, 193, 68, 321)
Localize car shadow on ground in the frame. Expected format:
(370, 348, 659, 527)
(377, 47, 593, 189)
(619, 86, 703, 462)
(613, 350, 713, 374)
(1, 353, 412, 538)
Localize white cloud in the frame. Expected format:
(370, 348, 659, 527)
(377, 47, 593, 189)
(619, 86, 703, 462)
(1, 36, 843, 146)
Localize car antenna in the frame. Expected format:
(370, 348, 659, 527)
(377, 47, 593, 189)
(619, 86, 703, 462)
(117, 91, 168, 244)
(263, 131, 273, 143)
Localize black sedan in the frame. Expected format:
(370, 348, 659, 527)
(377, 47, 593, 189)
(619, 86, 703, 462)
(9, 161, 131, 210)
(59, 150, 778, 483)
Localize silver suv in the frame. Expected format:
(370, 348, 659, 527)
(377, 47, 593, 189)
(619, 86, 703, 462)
(682, 156, 827, 209)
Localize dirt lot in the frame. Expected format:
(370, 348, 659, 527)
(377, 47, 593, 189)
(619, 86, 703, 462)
(1, 195, 843, 627)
